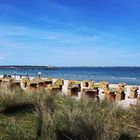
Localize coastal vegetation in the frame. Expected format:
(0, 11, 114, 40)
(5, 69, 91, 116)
(0, 84, 140, 140)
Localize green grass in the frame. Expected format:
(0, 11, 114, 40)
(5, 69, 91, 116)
(0, 85, 140, 140)
(0, 113, 37, 140)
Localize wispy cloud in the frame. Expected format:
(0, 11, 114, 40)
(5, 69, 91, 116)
(0, 22, 137, 53)
(0, 24, 99, 48)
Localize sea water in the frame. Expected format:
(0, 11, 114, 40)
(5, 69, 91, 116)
(0, 67, 140, 85)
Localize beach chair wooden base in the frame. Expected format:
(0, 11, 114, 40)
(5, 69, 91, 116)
(71, 92, 78, 97)
(29, 84, 38, 92)
(82, 89, 99, 101)
(107, 92, 116, 102)
(52, 88, 61, 92)
(85, 91, 96, 99)
(68, 87, 79, 97)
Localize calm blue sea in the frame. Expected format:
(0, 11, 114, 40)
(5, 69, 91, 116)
(0, 67, 140, 85)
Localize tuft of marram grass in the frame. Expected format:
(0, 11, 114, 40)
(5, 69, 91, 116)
(35, 93, 140, 140)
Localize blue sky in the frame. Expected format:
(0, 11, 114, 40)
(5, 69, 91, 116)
(0, 0, 140, 66)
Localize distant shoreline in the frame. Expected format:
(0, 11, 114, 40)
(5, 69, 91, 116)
(0, 65, 57, 70)
(0, 65, 140, 68)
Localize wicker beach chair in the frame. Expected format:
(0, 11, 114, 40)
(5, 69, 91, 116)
(53, 79, 64, 90)
(104, 88, 116, 102)
(99, 81, 109, 89)
(22, 78, 31, 88)
(0, 77, 15, 89)
(12, 80, 21, 88)
(83, 80, 94, 89)
(28, 81, 38, 92)
(116, 82, 126, 101)
(52, 84, 62, 92)
(82, 80, 90, 88)
(82, 88, 99, 101)
(1, 77, 12, 86)
(43, 78, 53, 88)
(115, 87, 125, 101)
(33, 78, 45, 91)
(128, 87, 139, 99)
(68, 80, 81, 97)
(82, 80, 99, 100)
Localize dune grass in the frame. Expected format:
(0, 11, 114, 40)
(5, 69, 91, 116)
(0, 84, 139, 140)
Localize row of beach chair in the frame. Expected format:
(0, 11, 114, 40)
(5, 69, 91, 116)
(0, 76, 139, 102)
